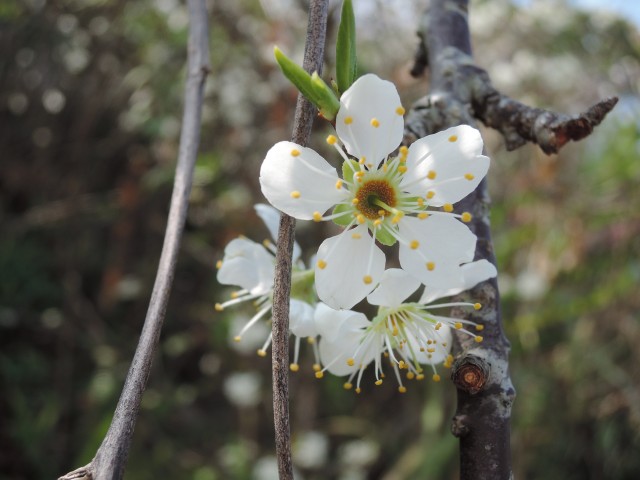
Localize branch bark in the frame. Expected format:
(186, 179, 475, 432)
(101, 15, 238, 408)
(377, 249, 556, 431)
(271, 2, 329, 479)
(58, 1, 210, 478)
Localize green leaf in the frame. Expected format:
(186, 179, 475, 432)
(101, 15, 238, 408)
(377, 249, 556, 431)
(375, 227, 397, 246)
(336, 0, 357, 93)
(310, 72, 340, 120)
(332, 203, 354, 226)
(342, 159, 359, 184)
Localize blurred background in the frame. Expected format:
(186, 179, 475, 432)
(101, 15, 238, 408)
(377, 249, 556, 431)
(1, 0, 639, 478)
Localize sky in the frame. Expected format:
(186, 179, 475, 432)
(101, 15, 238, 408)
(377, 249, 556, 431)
(517, 0, 640, 26)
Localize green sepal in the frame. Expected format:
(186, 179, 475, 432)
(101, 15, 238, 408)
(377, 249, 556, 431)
(336, 0, 357, 93)
(331, 203, 353, 227)
(310, 72, 340, 120)
(274, 46, 340, 121)
(341, 158, 359, 184)
(375, 227, 397, 246)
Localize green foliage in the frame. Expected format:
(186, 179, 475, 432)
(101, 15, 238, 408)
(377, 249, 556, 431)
(336, 0, 357, 93)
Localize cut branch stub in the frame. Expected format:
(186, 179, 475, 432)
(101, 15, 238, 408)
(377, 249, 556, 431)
(451, 354, 489, 395)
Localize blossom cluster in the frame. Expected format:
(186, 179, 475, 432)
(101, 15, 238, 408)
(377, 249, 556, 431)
(215, 75, 496, 393)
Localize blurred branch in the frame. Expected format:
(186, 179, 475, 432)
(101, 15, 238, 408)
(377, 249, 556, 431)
(57, 0, 211, 479)
(271, 1, 329, 479)
(406, 1, 515, 479)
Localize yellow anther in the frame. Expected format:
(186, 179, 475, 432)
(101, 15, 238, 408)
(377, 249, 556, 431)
(351, 233, 362, 239)
(417, 198, 425, 206)
(291, 148, 301, 157)
(363, 275, 373, 285)
(335, 179, 343, 189)
(307, 337, 316, 344)
(476, 324, 485, 331)
(347, 358, 355, 367)
(257, 349, 267, 357)
(355, 387, 362, 394)
(427, 170, 437, 180)
(383, 163, 388, 172)
(373, 219, 382, 228)
(420, 347, 425, 352)
(370, 118, 380, 128)
(474, 303, 482, 310)
(233, 335, 241, 342)
(316, 259, 327, 270)
(426, 190, 435, 199)
(461, 212, 472, 223)
(475, 336, 484, 343)
(435, 322, 442, 330)
(398, 165, 407, 173)
(215, 303, 224, 312)
(410, 240, 419, 250)
(215, 260, 223, 269)
(427, 340, 433, 345)
(448, 134, 458, 142)
(427, 347, 436, 353)
(398, 360, 406, 369)
(432, 374, 441, 382)
(359, 157, 366, 165)
(398, 386, 407, 393)
(326, 135, 337, 145)
(343, 382, 353, 390)
(443, 203, 454, 212)
(375, 379, 383, 386)
(290, 191, 301, 199)
(464, 173, 475, 181)
(263, 239, 272, 248)
(454, 322, 463, 329)
(406, 372, 415, 380)
(290, 363, 299, 372)
(312, 363, 321, 372)
(418, 212, 429, 220)
(357, 214, 366, 224)
(399, 146, 408, 156)
(315, 371, 324, 379)
(395, 106, 405, 115)
(230, 291, 240, 299)
(351, 198, 359, 205)
(313, 211, 322, 222)
(426, 262, 435, 271)
(377, 209, 386, 216)
(416, 373, 425, 381)
(344, 116, 353, 125)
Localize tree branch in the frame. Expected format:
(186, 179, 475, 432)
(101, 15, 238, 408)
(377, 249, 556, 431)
(58, 1, 210, 478)
(406, 1, 514, 479)
(271, 1, 329, 479)
(468, 66, 618, 154)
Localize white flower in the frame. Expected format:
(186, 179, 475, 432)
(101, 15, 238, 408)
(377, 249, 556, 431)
(315, 265, 496, 393)
(215, 204, 318, 370)
(260, 74, 490, 309)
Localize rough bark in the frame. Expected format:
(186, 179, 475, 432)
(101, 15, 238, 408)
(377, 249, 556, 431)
(58, 1, 210, 478)
(271, 2, 329, 479)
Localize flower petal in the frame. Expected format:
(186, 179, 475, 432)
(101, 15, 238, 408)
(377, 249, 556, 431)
(400, 125, 489, 206)
(336, 74, 404, 164)
(314, 302, 370, 343)
(419, 259, 497, 303)
(318, 330, 375, 376)
(289, 299, 318, 337)
(260, 141, 348, 220)
(217, 238, 274, 295)
(314, 224, 386, 309)
(398, 215, 476, 288)
(367, 268, 421, 308)
(254, 203, 301, 263)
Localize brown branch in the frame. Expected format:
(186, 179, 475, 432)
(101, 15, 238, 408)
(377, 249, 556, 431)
(468, 66, 618, 154)
(406, 1, 515, 479)
(271, 1, 329, 479)
(57, 1, 210, 478)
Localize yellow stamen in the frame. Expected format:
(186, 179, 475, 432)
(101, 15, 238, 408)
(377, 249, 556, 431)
(398, 386, 407, 393)
(344, 116, 353, 125)
(351, 233, 362, 239)
(290, 191, 301, 199)
(443, 203, 453, 212)
(257, 349, 267, 357)
(335, 179, 343, 189)
(370, 118, 380, 127)
(312, 363, 321, 372)
(418, 212, 429, 220)
(448, 134, 458, 142)
(326, 135, 337, 145)
(375, 379, 383, 386)
(426, 262, 435, 271)
(233, 335, 241, 342)
(291, 149, 301, 157)
(395, 106, 405, 115)
(406, 372, 415, 380)
(474, 303, 482, 310)
(343, 382, 353, 390)
(289, 363, 299, 372)
(454, 322, 463, 329)
(363, 275, 373, 285)
(427, 170, 437, 180)
(355, 387, 361, 394)
(347, 358, 355, 366)
(215, 303, 224, 312)
(307, 337, 315, 344)
(316, 259, 327, 270)
(313, 211, 322, 222)
(476, 324, 485, 331)
(357, 214, 366, 224)
(215, 260, 222, 269)
(315, 371, 324, 379)
(352, 198, 359, 205)
(410, 240, 419, 249)
(464, 173, 475, 181)
(432, 374, 441, 382)
(426, 190, 435, 199)
(461, 212, 472, 223)
(399, 146, 408, 156)
(475, 336, 484, 343)
(398, 165, 407, 173)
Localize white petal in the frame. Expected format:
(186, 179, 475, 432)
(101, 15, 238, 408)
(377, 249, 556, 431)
(314, 225, 386, 309)
(318, 328, 376, 377)
(336, 74, 404, 164)
(398, 216, 476, 288)
(367, 268, 421, 308)
(254, 203, 302, 263)
(260, 141, 348, 220)
(289, 299, 317, 337)
(408, 324, 453, 365)
(314, 302, 370, 343)
(217, 238, 274, 295)
(419, 259, 497, 303)
(400, 125, 489, 206)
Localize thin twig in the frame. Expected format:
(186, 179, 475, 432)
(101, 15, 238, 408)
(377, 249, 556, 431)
(58, 1, 210, 478)
(271, 1, 329, 479)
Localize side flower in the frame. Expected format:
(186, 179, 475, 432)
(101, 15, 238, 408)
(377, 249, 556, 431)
(215, 204, 319, 370)
(314, 264, 496, 393)
(260, 74, 490, 309)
